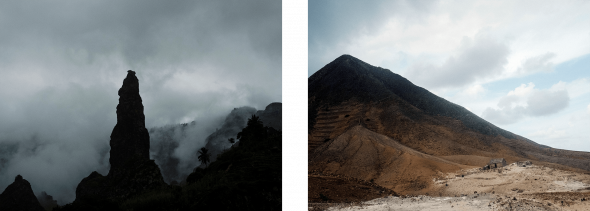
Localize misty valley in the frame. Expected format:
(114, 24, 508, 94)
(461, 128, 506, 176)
(0, 71, 282, 210)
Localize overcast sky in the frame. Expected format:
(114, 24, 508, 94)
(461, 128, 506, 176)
(309, 0, 590, 152)
(0, 0, 281, 204)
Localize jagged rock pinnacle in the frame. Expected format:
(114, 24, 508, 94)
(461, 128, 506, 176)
(0, 175, 44, 211)
(109, 70, 150, 176)
(75, 70, 164, 204)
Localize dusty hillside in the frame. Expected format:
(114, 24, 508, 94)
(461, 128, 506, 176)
(308, 54, 590, 172)
(308, 173, 396, 204)
(310, 125, 470, 194)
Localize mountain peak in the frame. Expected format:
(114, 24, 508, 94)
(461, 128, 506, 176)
(0, 175, 44, 211)
(333, 54, 355, 61)
(332, 54, 380, 68)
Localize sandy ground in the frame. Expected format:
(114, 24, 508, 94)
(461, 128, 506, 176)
(320, 163, 590, 211)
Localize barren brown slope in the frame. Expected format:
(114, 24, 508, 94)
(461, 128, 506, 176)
(309, 125, 469, 194)
(308, 54, 590, 172)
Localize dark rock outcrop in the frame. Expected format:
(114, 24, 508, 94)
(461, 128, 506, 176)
(201, 103, 282, 167)
(109, 70, 150, 175)
(0, 175, 44, 211)
(256, 102, 282, 130)
(75, 70, 165, 204)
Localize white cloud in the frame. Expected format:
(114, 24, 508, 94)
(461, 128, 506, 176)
(550, 78, 590, 99)
(507, 82, 535, 97)
(464, 84, 486, 97)
(497, 82, 535, 109)
(483, 82, 569, 124)
(405, 35, 509, 89)
(516, 52, 556, 75)
(587, 103, 590, 114)
(527, 89, 569, 116)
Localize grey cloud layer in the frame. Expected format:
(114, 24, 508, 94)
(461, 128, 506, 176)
(483, 89, 570, 125)
(405, 36, 509, 89)
(0, 0, 280, 205)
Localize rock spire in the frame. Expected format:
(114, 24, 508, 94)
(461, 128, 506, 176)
(75, 70, 164, 204)
(109, 70, 150, 176)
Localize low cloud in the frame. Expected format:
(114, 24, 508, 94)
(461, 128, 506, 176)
(405, 35, 509, 89)
(482, 83, 570, 124)
(149, 106, 259, 184)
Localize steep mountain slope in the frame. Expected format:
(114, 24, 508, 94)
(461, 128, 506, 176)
(308, 55, 590, 177)
(310, 125, 466, 193)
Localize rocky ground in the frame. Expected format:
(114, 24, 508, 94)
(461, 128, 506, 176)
(313, 163, 590, 211)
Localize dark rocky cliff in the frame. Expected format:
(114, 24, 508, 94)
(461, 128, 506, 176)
(109, 70, 151, 174)
(0, 175, 44, 211)
(74, 70, 165, 205)
(256, 102, 282, 131)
